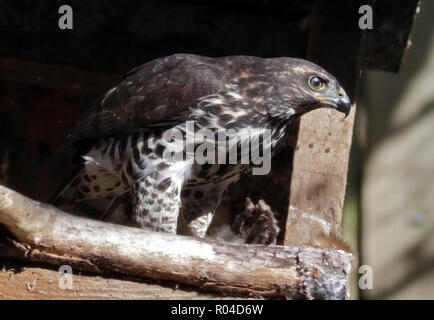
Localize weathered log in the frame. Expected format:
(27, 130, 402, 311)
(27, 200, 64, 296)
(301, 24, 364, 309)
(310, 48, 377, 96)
(0, 184, 353, 299)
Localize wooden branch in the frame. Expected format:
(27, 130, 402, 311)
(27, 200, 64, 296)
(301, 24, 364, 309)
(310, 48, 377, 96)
(0, 184, 353, 299)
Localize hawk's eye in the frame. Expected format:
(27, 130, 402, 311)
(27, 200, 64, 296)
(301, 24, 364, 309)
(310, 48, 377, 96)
(309, 76, 326, 91)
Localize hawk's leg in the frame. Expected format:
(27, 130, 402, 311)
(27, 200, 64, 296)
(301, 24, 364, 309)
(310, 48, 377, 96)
(179, 207, 215, 238)
(132, 173, 182, 233)
(179, 184, 226, 238)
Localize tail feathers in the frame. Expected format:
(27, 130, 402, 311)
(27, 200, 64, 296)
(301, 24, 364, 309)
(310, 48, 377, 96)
(51, 165, 131, 224)
(75, 162, 129, 201)
(50, 169, 83, 206)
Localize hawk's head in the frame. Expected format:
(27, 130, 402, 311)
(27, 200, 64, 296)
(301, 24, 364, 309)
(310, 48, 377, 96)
(266, 58, 351, 120)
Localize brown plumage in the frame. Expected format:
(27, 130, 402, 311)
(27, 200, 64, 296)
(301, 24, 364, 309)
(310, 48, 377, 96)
(59, 53, 350, 240)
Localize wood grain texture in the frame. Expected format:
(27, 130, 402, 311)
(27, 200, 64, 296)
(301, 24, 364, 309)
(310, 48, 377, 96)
(0, 265, 240, 300)
(0, 184, 353, 299)
(285, 0, 364, 246)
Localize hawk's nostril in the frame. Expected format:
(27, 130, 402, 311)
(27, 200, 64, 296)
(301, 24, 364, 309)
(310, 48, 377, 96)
(338, 87, 347, 98)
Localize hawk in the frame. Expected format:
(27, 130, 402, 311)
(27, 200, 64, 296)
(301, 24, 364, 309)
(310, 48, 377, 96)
(61, 54, 350, 239)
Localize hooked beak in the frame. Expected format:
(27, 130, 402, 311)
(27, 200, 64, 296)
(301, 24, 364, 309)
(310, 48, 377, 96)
(331, 87, 351, 118)
(302, 87, 351, 118)
(313, 87, 351, 118)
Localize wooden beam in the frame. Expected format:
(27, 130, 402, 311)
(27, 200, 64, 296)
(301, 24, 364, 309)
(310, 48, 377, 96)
(0, 265, 243, 300)
(284, 0, 365, 246)
(364, 0, 421, 72)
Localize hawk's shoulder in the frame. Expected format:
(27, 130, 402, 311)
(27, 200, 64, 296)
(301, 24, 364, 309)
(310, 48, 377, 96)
(71, 54, 235, 143)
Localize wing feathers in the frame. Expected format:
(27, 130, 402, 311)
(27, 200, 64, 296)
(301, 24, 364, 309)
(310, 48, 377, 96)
(71, 54, 227, 143)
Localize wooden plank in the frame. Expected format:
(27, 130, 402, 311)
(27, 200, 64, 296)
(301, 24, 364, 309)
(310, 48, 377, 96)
(0, 264, 240, 300)
(364, 0, 421, 72)
(284, 0, 365, 246)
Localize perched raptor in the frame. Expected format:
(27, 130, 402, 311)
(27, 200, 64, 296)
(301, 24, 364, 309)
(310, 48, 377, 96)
(61, 54, 350, 238)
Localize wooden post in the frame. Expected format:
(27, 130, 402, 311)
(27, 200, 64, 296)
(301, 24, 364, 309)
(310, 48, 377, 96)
(285, 0, 365, 246)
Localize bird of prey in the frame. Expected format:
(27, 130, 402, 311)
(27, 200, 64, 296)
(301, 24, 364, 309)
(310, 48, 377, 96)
(61, 53, 350, 238)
